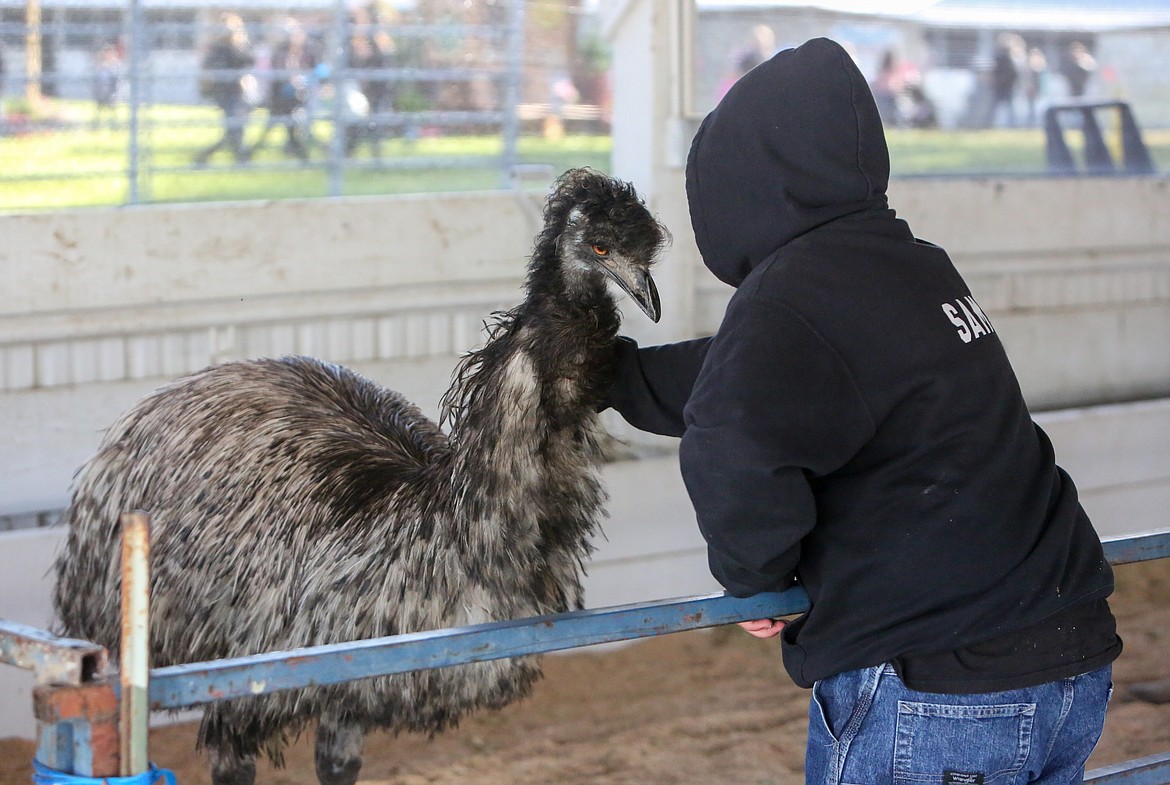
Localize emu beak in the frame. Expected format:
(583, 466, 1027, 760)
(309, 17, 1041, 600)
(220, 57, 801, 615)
(600, 260, 661, 323)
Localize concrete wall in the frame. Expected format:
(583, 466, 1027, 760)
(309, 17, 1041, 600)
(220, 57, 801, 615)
(0, 192, 546, 522)
(2, 176, 1169, 739)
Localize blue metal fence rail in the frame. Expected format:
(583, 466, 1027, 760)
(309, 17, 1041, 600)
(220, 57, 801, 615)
(3, 527, 1169, 782)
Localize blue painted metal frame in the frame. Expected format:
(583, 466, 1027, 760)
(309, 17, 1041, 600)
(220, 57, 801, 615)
(148, 529, 1170, 711)
(149, 588, 812, 709)
(0, 619, 106, 687)
(1102, 529, 1170, 565)
(1086, 751, 1170, 785)
(4, 528, 1169, 781)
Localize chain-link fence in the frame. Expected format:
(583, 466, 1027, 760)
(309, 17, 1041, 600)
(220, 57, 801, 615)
(1, 1, 1169, 210)
(0, 0, 612, 210)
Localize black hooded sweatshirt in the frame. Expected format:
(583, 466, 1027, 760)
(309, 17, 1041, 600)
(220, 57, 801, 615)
(606, 38, 1120, 691)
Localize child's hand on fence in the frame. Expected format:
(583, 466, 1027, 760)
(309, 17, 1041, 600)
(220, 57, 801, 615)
(737, 618, 785, 639)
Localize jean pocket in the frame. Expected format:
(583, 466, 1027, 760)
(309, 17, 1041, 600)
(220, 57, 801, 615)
(894, 701, 1035, 784)
(810, 679, 840, 744)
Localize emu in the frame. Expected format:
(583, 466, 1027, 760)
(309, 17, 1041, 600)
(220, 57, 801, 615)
(52, 168, 668, 785)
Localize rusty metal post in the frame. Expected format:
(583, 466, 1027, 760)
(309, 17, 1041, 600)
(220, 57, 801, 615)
(0, 621, 106, 686)
(1, 617, 116, 775)
(120, 511, 151, 775)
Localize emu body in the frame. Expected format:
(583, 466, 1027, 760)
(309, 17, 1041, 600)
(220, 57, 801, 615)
(52, 168, 668, 785)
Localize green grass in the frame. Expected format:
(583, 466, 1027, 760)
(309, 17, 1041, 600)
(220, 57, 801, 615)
(0, 100, 613, 211)
(2, 99, 1168, 212)
(888, 126, 1170, 176)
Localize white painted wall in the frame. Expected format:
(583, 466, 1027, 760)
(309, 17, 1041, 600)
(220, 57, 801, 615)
(0, 530, 66, 741)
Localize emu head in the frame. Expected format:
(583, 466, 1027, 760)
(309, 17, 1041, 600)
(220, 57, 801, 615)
(533, 167, 670, 323)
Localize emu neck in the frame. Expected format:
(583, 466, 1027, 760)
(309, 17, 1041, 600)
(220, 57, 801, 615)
(448, 273, 619, 546)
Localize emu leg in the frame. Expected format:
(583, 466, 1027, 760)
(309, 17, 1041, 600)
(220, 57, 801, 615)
(208, 745, 257, 785)
(314, 719, 365, 785)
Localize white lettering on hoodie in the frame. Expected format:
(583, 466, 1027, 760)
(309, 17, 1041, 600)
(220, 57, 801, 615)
(942, 295, 996, 343)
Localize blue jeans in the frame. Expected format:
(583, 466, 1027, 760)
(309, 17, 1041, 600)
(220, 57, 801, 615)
(806, 663, 1112, 785)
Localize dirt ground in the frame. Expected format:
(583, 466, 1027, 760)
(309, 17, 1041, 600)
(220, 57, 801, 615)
(3, 558, 1168, 785)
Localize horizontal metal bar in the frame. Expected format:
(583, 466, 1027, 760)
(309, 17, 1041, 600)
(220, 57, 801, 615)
(0, 619, 108, 686)
(148, 588, 810, 711)
(1102, 529, 1170, 565)
(7, 529, 1166, 780)
(8, 530, 1167, 701)
(1086, 750, 1170, 784)
(138, 528, 1170, 710)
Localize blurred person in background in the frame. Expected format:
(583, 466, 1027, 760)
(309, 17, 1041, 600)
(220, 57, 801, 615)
(249, 19, 320, 162)
(1022, 46, 1049, 127)
(871, 48, 918, 128)
(990, 33, 1024, 128)
(0, 42, 6, 131)
(1062, 40, 1097, 99)
(343, 16, 396, 158)
(195, 13, 256, 166)
(41, 38, 58, 98)
(91, 42, 123, 130)
(904, 80, 938, 129)
(716, 24, 775, 102)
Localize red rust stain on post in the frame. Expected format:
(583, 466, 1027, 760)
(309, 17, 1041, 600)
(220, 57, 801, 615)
(33, 682, 121, 776)
(90, 720, 122, 776)
(33, 682, 119, 723)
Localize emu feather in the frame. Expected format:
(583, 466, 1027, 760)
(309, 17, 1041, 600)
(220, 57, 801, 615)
(52, 168, 668, 785)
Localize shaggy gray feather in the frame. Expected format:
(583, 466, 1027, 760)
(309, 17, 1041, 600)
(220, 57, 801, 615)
(53, 167, 668, 774)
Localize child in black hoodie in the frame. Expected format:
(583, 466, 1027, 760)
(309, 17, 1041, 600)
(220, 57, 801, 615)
(604, 38, 1120, 783)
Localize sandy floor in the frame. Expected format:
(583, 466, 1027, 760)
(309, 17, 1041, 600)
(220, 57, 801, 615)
(3, 558, 1168, 785)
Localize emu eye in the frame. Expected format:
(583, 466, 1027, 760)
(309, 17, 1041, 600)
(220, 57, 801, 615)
(592, 245, 609, 257)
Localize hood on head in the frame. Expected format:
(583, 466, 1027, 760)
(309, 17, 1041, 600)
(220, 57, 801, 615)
(686, 37, 891, 287)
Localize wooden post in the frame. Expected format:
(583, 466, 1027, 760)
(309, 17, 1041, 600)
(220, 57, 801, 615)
(24, 0, 42, 106)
